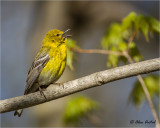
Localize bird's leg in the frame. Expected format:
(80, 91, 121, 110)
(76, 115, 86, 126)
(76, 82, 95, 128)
(39, 86, 47, 101)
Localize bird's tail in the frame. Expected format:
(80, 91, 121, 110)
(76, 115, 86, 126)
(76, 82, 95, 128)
(14, 109, 23, 117)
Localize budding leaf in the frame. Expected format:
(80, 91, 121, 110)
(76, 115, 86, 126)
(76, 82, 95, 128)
(63, 95, 98, 126)
(122, 12, 137, 30)
(147, 16, 160, 34)
(67, 39, 78, 70)
(137, 15, 149, 42)
(129, 42, 143, 62)
(129, 74, 159, 108)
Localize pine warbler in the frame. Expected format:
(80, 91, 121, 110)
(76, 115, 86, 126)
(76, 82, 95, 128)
(14, 29, 71, 117)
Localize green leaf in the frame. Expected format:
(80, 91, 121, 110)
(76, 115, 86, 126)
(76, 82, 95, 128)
(101, 37, 110, 50)
(138, 15, 149, 42)
(67, 39, 78, 48)
(129, 74, 159, 108)
(107, 54, 118, 68)
(101, 12, 160, 69)
(117, 41, 127, 65)
(129, 42, 143, 62)
(67, 39, 78, 70)
(118, 41, 127, 52)
(101, 23, 123, 50)
(147, 16, 160, 34)
(134, 15, 160, 40)
(134, 14, 142, 32)
(107, 46, 118, 68)
(122, 12, 137, 30)
(67, 50, 74, 70)
(63, 95, 98, 125)
(121, 29, 131, 40)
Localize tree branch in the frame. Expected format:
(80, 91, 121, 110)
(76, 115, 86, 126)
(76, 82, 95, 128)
(0, 58, 160, 114)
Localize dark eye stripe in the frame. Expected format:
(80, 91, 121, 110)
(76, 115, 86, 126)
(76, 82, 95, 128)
(56, 34, 60, 36)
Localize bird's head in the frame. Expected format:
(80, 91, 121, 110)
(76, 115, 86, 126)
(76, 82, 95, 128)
(42, 29, 71, 47)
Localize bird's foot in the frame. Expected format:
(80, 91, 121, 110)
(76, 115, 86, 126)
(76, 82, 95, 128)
(39, 87, 47, 101)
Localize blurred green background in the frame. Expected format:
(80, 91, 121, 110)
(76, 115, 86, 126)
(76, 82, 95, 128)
(1, 1, 159, 127)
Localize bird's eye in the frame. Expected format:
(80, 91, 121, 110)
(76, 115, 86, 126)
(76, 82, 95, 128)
(56, 34, 60, 37)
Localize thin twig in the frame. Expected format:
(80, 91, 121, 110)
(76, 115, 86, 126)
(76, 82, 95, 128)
(123, 51, 160, 128)
(137, 75, 160, 128)
(127, 30, 137, 52)
(70, 47, 124, 56)
(124, 30, 160, 127)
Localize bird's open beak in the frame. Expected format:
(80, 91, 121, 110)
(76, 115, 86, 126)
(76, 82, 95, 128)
(62, 29, 72, 39)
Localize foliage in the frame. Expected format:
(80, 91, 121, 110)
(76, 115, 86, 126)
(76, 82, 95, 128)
(63, 95, 98, 126)
(67, 39, 78, 70)
(101, 12, 160, 68)
(101, 12, 159, 110)
(65, 12, 160, 121)
(129, 74, 159, 108)
(66, 12, 159, 69)
(128, 42, 143, 62)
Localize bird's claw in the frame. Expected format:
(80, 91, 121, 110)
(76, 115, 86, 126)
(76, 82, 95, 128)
(39, 87, 47, 101)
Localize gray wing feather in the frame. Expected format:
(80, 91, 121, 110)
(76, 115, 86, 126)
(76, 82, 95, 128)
(24, 54, 50, 94)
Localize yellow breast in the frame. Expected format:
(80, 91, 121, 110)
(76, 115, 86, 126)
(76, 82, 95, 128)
(38, 44, 67, 85)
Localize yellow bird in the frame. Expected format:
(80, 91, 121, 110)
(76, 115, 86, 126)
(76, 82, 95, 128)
(14, 29, 71, 117)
